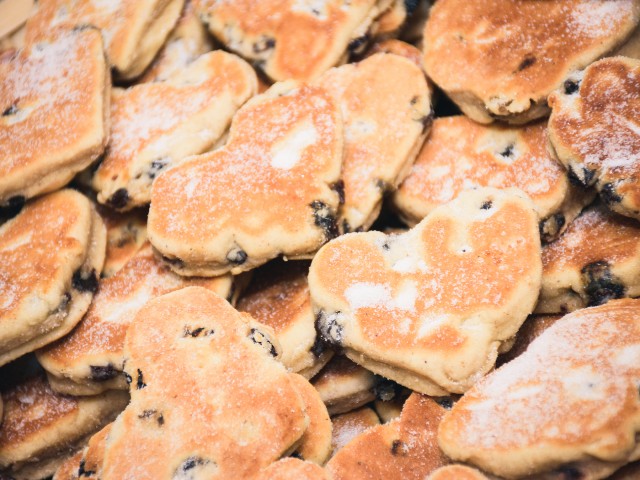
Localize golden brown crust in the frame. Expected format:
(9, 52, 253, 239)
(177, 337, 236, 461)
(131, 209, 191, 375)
(439, 299, 640, 478)
(97, 206, 147, 278)
(310, 188, 542, 394)
(196, 0, 377, 81)
(393, 117, 581, 240)
(331, 407, 380, 456)
(24, 0, 184, 78)
(0, 190, 106, 365)
(102, 287, 308, 480)
(0, 28, 108, 204)
(427, 465, 489, 480)
(0, 375, 127, 474)
(366, 39, 423, 70)
(237, 260, 322, 373)
(93, 50, 257, 210)
(548, 56, 640, 219)
(312, 355, 378, 416)
(138, 0, 214, 83)
(498, 314, 563, 365)
(148, 82, 343, 276)
(315, 53, 431, 232)
(423, 0, 640, 123)
(37, 243, 233, 389)
(538, 205, 640, 313)
(326, 393, 448, 479)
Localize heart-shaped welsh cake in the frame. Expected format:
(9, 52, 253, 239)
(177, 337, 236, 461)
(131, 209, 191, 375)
(309, 187, 542, 395)
(148, 81, 343, 277)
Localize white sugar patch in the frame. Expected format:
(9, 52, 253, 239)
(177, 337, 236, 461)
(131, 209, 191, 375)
(345, 281, 418, 312)
(614, 345, 640, 369)
(184, 173, 201, 199)
(560, 366, 607, 401)
(392, 257, 427, 274)
(345, 283, 389, 310)
(102, 285, 155, 325)
(416, 313, 452, 339)
(270, 119, 318, 170)
(569, 1, 634, 38)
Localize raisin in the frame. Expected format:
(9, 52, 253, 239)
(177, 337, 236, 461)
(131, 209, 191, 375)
(107, 188, 129, 209)
(72, 269, 99, 293)
(517, 55, 536, 71)
(563, 79, 580, 95)
(248, 328, 277, 357)
(90, 364, 118, 382)
(310, 201, 339, 239)
(581, 261, 625, 306)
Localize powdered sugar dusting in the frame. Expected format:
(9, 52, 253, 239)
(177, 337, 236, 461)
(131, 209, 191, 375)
(40, 245, 232, 367)
(396, 117, 564, 222)
(440, 300, 640, 462)
(0, 29, 102, 176)
(569, 0, 635, 38)
(345, 281, 418, 313)
(549, 57, 640, 186)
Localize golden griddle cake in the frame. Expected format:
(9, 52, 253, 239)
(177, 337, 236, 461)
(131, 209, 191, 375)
(330, 407, 380, 456)
(236, 260, 332, 378)
(326, 393, 449, 479)
(548, 56, 640, 220)
(101, 287, 309, 480)
(311, 355, 378, 416)
(427, 465, 489, 480)
(438, 299, 640, 479)
(392, 116, 593, 242)
(148, 82, 343, 277)
(0, 190, 106, 367)
(37, 243, 234, 396)
(290, 373, 333, 465)
(537, 205, 640, 314)
(24, 0, 184, 79)
(0, 374, 128, 480)
(253, 458, 331, 480)
(309, 187, 542, 395)
(196, 0, 381, 82)
(423, 0, 640, 124)
(93, 50, 257, 211)
(138, 0, 214, 83)
(96, 205, 147, 278)
(315, 52, 431, 233)
(0, 27, 109, 206)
